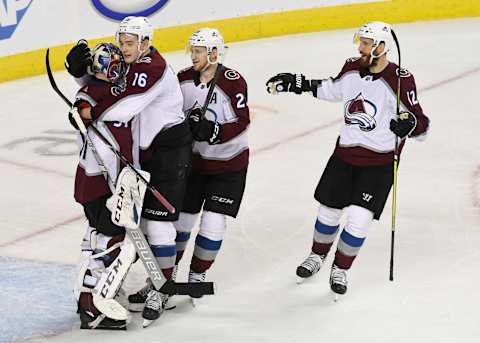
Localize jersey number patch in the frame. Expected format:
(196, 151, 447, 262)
(132, 73, 148, 87)
(407, 90, 418, 106)
(236, 93, 246, 109)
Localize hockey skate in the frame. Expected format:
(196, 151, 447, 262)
(142, 290, 170, 328)
(188, 270, 206, 307)
(128, 281, 153, 312)
(79, 293, 127, 330)
(296, 252, 325, 284)
(330, 264, 348, 301)
(128, 267, 177, 312)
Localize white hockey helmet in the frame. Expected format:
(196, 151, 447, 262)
(116, 16, 154, 46)
(354, 21, 392, 60)
(188, 28, 225, 63)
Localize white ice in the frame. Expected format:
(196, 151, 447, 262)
(0, 18, 479, 343)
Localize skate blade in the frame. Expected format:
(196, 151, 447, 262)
(142, 319, 155, 328)
(165, 302, 176, 311)
(128, 302, 144, 313)
(331, 291, 344, 302)
(296, 277, 306, 284)
(190, 296, 204, 308)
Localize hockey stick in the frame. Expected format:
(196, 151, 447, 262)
(70, 107, 213, 296)
(46, 49, 214, 296)
(45, 48, 175, 214)
(389, 29, 401, 282)
(200, 62, 224, 119)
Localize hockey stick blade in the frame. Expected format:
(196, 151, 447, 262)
(160, 281, 215, 297)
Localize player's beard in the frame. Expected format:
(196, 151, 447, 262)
(359, 54, 378, 72)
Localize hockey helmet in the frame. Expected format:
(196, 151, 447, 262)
(116, 16, 154, 45)
(188, 28, 226, 63)
(90, 43, 127, 84)
(354, 21, 392, 57)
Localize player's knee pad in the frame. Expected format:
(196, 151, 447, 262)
(345, 205, 374, 238)
(173, 212, 199, 234)
(141, 219, 176, 246)
(317, 203, 342, 227)
(198, 211, 226, 241)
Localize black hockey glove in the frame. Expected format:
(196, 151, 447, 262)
(266, 73, 319, 95)
(65, 40, 92, 78)
(188, 108, 221, 145)
(390, 111, 417, 139)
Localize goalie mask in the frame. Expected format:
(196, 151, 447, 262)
(90, 43, 127, 85)
(187, 27, 226, 65)
(353, 21, 392, 64)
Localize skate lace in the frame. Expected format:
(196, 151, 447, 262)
(188, 271, 206, 283)
(145, 290, 167, 311)
(302, 253, 323, 272)
(330, 265, 347, 286)
(138, 283, 152, 297)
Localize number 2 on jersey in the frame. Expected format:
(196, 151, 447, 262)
(236, 93, 246, 109)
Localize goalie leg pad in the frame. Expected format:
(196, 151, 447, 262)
(92, 235, 136, 320)
(106, 167, 150, 229)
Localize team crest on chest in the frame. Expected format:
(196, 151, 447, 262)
(344, 93, 377, 131)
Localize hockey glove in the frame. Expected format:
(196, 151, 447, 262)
(266, 73, 318, 95)
(68, 101, 92, 130)
(188, 108, 222, 145)
(65, 40, 92, 78)
(390, 111, 417, 139)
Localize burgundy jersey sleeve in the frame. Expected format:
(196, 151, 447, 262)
(90, 49, 168, 121)
(218, 70, 250, 143)
(398, 71, 430, 137)
(75, 78, 112, 107)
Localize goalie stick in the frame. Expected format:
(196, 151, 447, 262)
(46, 48, 214, 297)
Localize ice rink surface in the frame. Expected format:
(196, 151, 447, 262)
(0, 18, 479, 343)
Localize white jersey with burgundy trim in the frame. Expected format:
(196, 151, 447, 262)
(315, 58, 430, 166)
(84, 48, 185, 153)
(178, 66, 250, 174)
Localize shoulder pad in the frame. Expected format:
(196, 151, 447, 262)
(396, 67, 412, 78)
(137, 56, 152, 64)
(346, 57, 360, 63)
(177, 66, 191, 75)
(224, 69, 241, 81)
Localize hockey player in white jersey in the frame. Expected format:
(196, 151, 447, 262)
(176, 28, 249, 301)
(65, 17, 192, 326)
(128, 27, 250, 307)
(266, 22, 430, 296)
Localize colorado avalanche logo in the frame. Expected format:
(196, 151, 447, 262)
(396, 67, 411, 78)
(224, 70, 240, 81)
(344, 93, 377, 131)
(91, 1, 169, 21)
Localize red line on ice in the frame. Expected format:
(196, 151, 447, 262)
(0, 215, 83, 249)
(2, 66, 479, 249)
